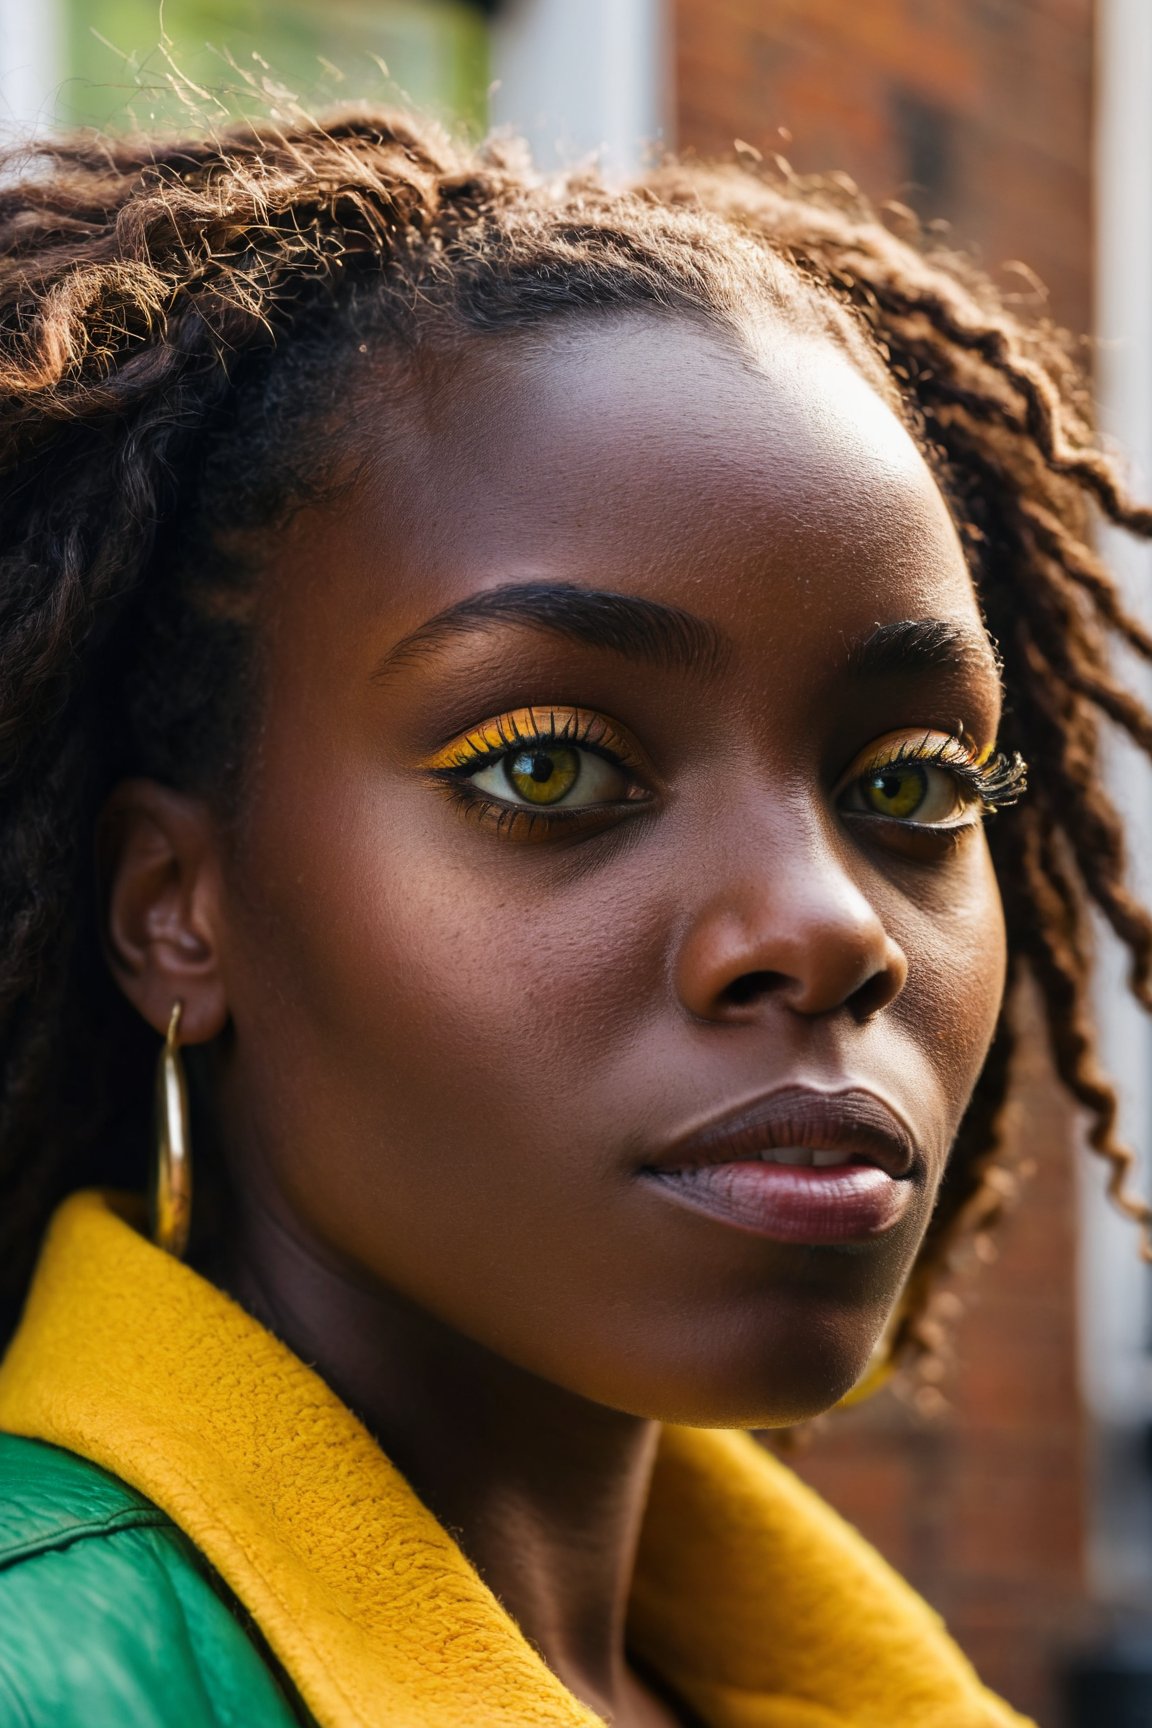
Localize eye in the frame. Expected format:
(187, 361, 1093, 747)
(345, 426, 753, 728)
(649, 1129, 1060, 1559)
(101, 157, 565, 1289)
(469, 743, 631, 808)
(846, 760, 970, 824)
(839, 732, 986, 829)
(420, 704, 651, 832)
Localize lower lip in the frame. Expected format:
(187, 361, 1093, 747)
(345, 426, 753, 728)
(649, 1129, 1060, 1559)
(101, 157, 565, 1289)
(643, 1161, 911, 1244)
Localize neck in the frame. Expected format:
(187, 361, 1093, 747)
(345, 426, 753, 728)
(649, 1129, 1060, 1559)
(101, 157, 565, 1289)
(208, 1191, 664, 1723)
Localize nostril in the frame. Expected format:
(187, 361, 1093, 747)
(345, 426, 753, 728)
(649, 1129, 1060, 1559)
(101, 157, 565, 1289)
(849, 967, 899, 1022)
(677, 902, 907, 1023)
(721, 970, 785, 1010)
(717, 963, 898, 1019)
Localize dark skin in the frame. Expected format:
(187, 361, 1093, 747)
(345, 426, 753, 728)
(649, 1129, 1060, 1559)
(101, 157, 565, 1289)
(102, 314, 1007, 1727)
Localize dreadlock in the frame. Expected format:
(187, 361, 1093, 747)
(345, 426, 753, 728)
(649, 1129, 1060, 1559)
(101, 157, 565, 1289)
(2, 110, 1150, 1393)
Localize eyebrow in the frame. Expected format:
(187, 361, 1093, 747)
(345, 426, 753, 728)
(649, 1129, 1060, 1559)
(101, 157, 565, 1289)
(845, 618, 1001, 682)
(373, 582, 730, 680)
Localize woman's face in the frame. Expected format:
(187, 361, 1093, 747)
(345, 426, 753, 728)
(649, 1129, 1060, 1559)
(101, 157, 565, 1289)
(187, 313, 1007, 1427)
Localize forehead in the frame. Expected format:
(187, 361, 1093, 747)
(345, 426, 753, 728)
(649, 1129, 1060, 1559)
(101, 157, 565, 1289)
(302, 312, 990, 681)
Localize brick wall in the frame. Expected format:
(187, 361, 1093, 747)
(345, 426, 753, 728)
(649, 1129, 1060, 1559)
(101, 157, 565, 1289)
(674, 0, 1093, 330)
(671, 4, 1097, 1721)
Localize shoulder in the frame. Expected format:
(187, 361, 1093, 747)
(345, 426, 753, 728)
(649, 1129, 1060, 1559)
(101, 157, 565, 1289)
(0, 1433, 309, 1727)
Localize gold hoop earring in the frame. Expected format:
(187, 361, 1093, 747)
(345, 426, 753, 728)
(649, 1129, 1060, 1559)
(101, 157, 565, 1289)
(151, 1001, 192, 1258)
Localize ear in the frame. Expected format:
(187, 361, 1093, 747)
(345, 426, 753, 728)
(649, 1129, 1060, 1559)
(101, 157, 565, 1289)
(98, 779, 229, 1045)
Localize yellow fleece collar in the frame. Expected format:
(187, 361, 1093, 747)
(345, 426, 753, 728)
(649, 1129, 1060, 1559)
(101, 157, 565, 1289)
(0, 1192, 1029, 1728)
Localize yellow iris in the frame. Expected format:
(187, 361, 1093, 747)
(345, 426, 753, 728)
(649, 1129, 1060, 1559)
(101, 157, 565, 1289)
(423, 706, 643, 820)
(860, 763, 928, 820)
(840, 730, 987, 828)
(504, 746, 581, 805)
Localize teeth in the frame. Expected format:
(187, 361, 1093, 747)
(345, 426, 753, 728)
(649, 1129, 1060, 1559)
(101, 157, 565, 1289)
(754, 1148, 851, 1168)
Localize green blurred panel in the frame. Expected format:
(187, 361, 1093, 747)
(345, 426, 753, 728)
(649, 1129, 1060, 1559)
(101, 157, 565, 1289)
(54, 0, 489, 133)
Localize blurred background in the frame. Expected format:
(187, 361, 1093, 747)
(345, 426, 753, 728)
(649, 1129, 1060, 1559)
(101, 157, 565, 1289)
(2, 2, 1151, 1722)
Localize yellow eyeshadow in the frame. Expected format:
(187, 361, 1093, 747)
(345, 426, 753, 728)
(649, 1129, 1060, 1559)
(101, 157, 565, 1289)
(421, 706, 636, 773)
(849, 729, 973, 777)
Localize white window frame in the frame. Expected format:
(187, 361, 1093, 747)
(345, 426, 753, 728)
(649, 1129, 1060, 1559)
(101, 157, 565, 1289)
(489, 0, 670, 177)
(0, 0, 61, 135)
(1085, 0, 1152, 1601)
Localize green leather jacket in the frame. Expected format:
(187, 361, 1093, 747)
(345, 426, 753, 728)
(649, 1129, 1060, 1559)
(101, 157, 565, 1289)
(0, 1433, 314, 1726)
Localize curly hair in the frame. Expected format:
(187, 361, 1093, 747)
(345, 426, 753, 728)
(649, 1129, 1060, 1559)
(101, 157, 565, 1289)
(2, 109, 1150, 1391)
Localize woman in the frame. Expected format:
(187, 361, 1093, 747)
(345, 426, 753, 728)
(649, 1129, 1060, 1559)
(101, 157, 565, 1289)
(0, 112, 1147, 1727)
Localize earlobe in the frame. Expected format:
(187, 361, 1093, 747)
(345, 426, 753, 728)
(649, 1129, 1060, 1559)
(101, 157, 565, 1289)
(97, 779, 229, 1045)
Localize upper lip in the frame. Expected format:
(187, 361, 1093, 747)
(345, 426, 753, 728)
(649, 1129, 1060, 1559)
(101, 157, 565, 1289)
(645, 1085, 918, 1180)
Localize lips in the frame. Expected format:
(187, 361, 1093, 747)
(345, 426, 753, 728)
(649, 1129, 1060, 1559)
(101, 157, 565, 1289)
(648, 1086, 916, 1177)
(640, 1085, 919, 1245)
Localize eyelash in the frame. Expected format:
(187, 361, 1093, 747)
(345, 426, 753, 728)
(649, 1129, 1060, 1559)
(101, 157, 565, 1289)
(423, 706, 648, 838)
(423, 709, 1028, 839)
(849, 733, 1028, 821)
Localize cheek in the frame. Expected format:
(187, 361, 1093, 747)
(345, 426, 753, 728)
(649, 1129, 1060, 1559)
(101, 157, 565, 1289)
(227, 773, 657, 1173)
(894, 836, 1007, 1119)
(221, 776, 697, 1391)
(334, 843, 640, 1077)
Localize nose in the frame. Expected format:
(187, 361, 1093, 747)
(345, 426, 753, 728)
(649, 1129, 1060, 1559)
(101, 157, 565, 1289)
(673, 820, 908, 1024)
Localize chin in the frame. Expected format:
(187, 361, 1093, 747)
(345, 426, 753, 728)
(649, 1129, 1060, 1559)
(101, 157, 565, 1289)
(647, 1360, 873, 1431)
(561, 1317, 888, 1431)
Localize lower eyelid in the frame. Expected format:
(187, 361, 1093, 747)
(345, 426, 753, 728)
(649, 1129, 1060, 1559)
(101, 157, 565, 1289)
(437, 781, 637, 843)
